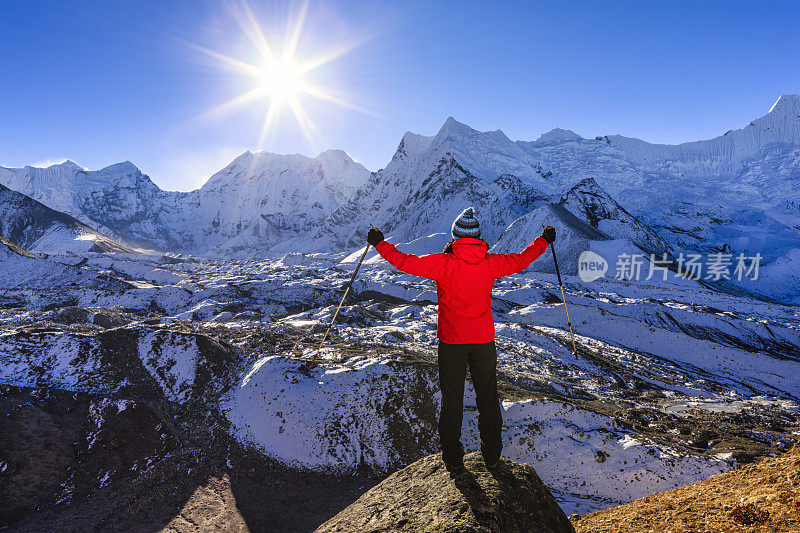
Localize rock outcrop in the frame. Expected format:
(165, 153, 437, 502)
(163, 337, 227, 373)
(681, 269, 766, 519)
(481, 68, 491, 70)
(316, 452, 575, 533)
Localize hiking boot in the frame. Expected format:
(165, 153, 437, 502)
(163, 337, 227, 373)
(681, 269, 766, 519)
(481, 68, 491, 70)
(443, 456, 465, 475)
(484, 455, 500, 470)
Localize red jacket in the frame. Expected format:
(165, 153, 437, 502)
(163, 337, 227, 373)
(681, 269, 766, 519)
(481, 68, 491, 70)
(375, 237, 549, 344)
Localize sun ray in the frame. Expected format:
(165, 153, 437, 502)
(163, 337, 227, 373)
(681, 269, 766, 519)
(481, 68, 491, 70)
(283, 1, 309, 62)
(182, 39, 264, 77)
(298, 82, 381, 118)
(287, 93, 319, 151)
(198, 86, 269, 121)
(234, 0, 276, 64)
(256, 98, 281, 151)
(295, 34, 374, 74)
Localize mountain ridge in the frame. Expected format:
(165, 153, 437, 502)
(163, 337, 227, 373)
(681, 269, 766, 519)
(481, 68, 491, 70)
(8, 93, 798, 191)
(1, 94, 798, 302)
(0, 183, 136, 254)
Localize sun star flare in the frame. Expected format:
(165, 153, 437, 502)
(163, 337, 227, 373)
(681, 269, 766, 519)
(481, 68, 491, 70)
(190, 0, 373, 151)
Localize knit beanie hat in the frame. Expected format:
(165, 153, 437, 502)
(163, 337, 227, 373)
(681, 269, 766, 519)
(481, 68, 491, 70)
(451, 207, 481, 239)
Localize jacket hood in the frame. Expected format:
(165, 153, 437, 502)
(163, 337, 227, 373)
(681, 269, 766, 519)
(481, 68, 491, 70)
(451, 238, 488, 264)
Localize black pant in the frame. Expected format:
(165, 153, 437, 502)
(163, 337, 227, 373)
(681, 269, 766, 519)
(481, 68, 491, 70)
(437, 340, 502, 465)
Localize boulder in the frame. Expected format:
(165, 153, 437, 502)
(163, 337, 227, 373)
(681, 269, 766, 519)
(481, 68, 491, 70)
(52, 306, 90, 325)
(317, 452, 575, 533)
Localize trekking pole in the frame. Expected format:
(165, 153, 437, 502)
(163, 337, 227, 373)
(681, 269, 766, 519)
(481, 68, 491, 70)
(550, 242, 578, 356)
(301, 239, 372, 371)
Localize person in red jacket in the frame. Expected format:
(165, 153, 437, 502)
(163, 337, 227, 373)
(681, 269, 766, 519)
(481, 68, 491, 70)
(367, 207, 555, 473)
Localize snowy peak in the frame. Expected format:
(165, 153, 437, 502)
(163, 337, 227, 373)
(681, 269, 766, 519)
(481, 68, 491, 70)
(94, 161, 153, 185)
(315, 149, 372, 184)
(423, 117, 542, 184)
(437, 116, 476, 137)
(744, 93, 800, 139)
(316, 148, 352, 161)
(21, 160, 83, 171)
(61, 160, 83, 169)
(103, 160, 140, 172)
(392, 131, 435, 163)
(206, 149, 369, 189)
(433, 116, 514, 147)
(767, 94, 800, 115)
(534, 128, 583, 144)
(559, 177, 672, 256)
(34, 160, 82, 170)
(176, 147, 373, 254)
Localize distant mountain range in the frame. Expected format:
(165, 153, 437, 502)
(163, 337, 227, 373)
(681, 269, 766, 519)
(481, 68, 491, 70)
(1, 94, 798, 303)
(0, 149, 370, 253)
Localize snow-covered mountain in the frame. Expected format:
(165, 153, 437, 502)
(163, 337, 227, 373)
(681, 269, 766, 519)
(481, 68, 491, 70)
(306, 95, 800, 303)
(0, 161, 177, 249)
(287, 143, 549, 252)
(0, 184, 134, 254)
(2, 94, 798, 302)
(0, 150, 371, 253)
(176, 149, 371, 255)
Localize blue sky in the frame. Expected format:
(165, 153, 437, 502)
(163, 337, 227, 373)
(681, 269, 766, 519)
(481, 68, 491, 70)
(1, 0, 798, 191)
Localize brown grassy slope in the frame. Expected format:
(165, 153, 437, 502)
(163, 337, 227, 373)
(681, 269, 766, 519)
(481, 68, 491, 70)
(571, 445, 800, 533)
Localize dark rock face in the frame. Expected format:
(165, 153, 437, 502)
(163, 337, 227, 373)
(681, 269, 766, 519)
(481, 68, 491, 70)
(0, 385, 177, 527)
(558, 177, 672, 256)
(0, 183, 134, 254)
(317, 452, 575, 533)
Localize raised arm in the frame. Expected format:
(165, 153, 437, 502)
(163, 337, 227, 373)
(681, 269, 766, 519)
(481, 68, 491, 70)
(375, 240, 448, 280)
(368, 227, 448, 280)
(488, 226, 556, 278)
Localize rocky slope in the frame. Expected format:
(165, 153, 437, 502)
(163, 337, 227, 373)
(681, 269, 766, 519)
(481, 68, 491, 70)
(557, 177, 672, 258)
(0, 244, 798, 529)
(0, 384, 376, 533)
(572, 445, 800, 532)
(317, 452, 575, 533)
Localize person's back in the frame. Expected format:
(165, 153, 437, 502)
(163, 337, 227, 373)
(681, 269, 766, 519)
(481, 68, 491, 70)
(437, 238, 495, 343)
(367, 207, 556, 473)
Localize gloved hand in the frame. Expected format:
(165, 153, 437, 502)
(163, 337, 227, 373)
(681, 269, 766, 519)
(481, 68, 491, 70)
(367, 227, 384, 246)
(541, 226, 556, 243)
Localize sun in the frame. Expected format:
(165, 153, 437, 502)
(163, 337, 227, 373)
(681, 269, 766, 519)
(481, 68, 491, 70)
(187, 0, 374, 151)
(260, 57, 304, 105)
